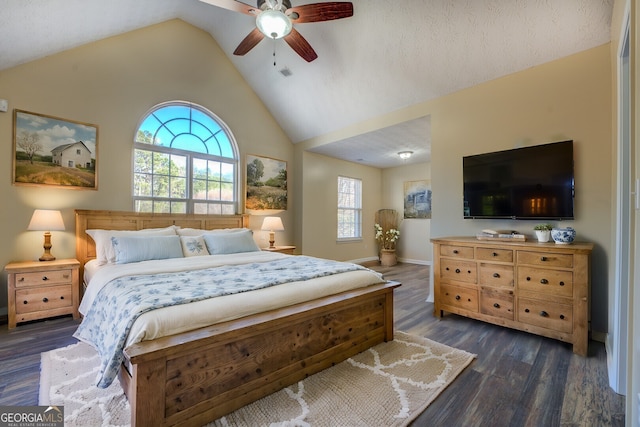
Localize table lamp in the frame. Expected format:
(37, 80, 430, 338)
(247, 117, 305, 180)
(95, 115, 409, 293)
(261, 217, 284, 249)
(28, 209, 65, 261)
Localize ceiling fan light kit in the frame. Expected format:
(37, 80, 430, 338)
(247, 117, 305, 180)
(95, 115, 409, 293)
(256, 9, 292, 39)
(200, 0, 353, 62)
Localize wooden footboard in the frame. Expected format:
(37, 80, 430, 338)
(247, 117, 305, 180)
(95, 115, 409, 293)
(119, 281, 399, 427)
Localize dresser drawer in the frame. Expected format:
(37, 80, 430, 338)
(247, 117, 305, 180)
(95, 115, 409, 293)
(441, 259, 477, 283)
(477, 247, 513, 263)
(517, 267, 573, 298)
(15, 284, 73, 314)
(440, 283, 478, 312)
(479, 263, 514, 288)
(480, 288, 514, 320)
(440, 245, 474, 259)
(517, 251, 573, 268)
(518, 297, 573, 333)
(15, 269, 73, 288)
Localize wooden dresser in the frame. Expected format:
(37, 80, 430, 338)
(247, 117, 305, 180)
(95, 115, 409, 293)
(5, 258, 80, 329)
(432, 237, 593, 356)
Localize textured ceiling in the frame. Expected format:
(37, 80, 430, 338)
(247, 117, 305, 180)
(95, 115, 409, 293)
(1, 0, 613, 168)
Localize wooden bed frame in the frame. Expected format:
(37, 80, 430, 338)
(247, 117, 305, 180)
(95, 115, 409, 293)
(75, 209, 399, 427)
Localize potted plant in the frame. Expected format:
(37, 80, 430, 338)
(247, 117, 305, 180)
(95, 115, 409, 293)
(533, 223, 553, 243)
(375, 209, 400, 266)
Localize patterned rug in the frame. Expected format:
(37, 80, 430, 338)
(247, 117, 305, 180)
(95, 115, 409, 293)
(40, 331, 475, 426)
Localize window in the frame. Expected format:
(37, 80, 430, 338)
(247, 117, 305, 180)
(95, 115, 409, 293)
(133, 102, 239, 214)
(337, 176, 362, 240)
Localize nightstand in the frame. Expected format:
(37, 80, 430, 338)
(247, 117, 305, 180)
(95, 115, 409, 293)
(5, 258, 80, 329)
(262, 246, 296, 255)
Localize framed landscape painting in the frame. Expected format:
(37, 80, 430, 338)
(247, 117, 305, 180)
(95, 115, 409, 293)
(404, 180, 432, 219)
(245, 154, 287, 211)
(13, 109, 98, 189)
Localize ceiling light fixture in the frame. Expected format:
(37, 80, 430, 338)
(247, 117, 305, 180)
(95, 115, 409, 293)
(398, 151, 413, 160)
(256, 9, 293, 39)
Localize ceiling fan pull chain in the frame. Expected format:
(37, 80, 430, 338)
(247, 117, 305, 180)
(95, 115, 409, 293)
(273, 38, 277, 67)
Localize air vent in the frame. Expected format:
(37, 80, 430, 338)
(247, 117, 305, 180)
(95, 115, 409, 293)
(279, 67, 292, 77)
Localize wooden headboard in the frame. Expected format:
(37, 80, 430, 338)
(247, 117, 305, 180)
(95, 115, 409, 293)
(75, 209, 249, 279)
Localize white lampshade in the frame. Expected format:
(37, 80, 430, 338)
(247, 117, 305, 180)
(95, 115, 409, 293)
(261, 216, 285, 231)
(28, 209, 65, 231)
(256, 10, 292, 39)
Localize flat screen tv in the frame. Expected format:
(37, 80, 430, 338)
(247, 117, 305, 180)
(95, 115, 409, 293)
(463, 140, 574, 220)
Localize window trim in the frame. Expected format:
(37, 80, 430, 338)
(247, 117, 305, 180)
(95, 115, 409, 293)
(337, 175, 363, 241)
(132, 101, 240, 214)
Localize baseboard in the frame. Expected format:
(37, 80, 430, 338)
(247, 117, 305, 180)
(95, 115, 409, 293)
(397, 258, 432, 266)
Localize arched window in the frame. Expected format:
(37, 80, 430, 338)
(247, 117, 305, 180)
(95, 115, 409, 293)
(133, 101, 239, 214)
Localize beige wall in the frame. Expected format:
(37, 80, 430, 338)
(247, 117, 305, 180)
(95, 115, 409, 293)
(302, 44, 613, 335)
(382, 162, 432, 263)
(297, 151, 382, 261)
(0, 19, 295, 313)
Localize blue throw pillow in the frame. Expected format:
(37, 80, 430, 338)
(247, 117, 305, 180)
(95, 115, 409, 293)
(203, 230, 260, 255)
(111, 235, 183, 264)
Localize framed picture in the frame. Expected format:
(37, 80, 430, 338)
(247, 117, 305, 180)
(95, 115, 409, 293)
(13, 109, 98, 189)
(404, 180, 431, 219)
(246, 154, 287, 211)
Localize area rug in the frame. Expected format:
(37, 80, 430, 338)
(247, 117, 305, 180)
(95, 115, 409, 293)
(40, 331, 475, 426)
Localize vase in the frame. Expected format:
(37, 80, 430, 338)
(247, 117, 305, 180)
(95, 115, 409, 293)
(535, 230, 550, 243)
(380, 249, 397, 267)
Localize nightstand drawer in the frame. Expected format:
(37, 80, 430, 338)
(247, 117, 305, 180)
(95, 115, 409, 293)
(15, 284, 73, 314)
(15, 269, 73, 288)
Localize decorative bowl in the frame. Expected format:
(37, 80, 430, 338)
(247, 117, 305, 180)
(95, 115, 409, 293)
(551, 227, 576, 244)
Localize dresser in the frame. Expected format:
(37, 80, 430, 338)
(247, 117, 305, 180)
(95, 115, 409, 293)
(432, 237, 593, 356)
(5, 258, 80, 329)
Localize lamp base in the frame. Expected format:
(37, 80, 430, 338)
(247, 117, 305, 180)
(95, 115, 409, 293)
(268, 231, 276, 248)
(39, 252, 56, 262)
(39, 231, 56, 261)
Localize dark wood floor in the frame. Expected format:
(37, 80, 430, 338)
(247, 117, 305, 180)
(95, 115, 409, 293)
(0, 262, 626, 426)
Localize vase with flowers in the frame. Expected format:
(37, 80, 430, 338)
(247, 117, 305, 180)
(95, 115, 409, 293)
(374, 209, 400, 266)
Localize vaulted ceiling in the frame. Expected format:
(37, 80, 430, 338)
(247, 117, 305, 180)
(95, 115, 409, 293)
(1, 0, 614, 168)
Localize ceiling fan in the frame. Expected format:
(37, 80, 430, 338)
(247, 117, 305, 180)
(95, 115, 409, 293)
(199, 0, 353, 62)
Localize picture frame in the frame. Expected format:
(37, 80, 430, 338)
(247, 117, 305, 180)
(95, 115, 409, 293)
(404, 180, 431, 219)
(13, 109, 98, 189)
(245, 154, 287, 211)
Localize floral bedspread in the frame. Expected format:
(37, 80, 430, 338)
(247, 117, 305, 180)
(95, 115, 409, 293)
(73, 256, 372, 388)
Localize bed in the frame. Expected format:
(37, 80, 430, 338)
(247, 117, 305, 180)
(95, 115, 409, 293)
(74, 209, 399, 427)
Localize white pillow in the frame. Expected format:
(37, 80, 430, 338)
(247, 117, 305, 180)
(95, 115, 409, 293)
(180, 236, 210, 257)
(203, 229, 260, 255)
(111, 235, 183, 264)
(177, 227, 246, 237)
(86, 226, 178, 265)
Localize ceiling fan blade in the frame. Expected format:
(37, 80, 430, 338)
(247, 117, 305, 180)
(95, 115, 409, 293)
(198, 0, 258, 16)
(284, 28, 318, 62)
(233, 28, 265, 55)
(287, 2, 353, 23)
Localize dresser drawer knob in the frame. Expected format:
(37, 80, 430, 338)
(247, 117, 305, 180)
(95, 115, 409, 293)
(540, 278, 549, 284)
(526, 276, 531, 281)
(453, 250, 459, 254)
(18, 277, 24, 282)
(492, 252, 498, 257)
(42, 297, 49, 303)
(493, 303, 500, 308)
(539, 311, 548, 317)
(493, 273, 500, 278)
(42, 276, 49, 281)
(559, 281, 565, 286)
(455, 268, 461, 274)
(60, 296, 64, 300)
(525, 308, 530, 313)
(455, 295, 461, 300)
(540, 256, 547, 262)
(23, 300, 28, 305)
(560, 314, 565, 320)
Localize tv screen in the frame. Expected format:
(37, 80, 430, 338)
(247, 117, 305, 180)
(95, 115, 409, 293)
(463, 140, 574, 220)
